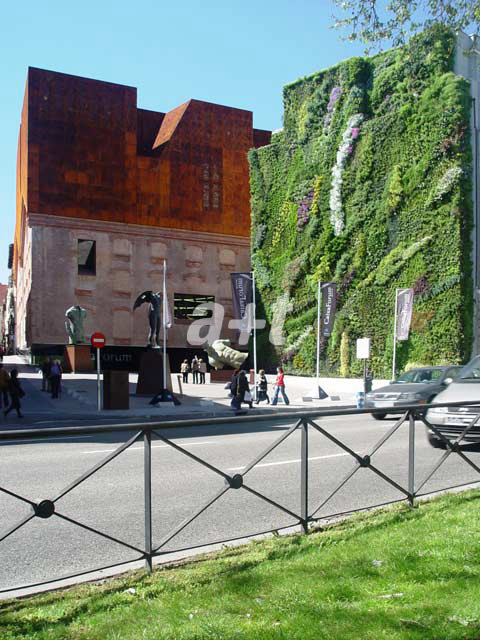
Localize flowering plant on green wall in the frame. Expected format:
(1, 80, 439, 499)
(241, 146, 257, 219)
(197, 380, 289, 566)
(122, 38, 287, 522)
(329, 113, 364, 235)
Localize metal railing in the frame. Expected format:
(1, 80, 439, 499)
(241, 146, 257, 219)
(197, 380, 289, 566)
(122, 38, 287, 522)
(2, 401, 480, 594)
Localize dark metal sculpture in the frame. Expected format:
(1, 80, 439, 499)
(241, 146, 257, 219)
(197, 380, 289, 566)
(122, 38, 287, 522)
(65, 305, 87, 344)
(133, 291, 162, 348)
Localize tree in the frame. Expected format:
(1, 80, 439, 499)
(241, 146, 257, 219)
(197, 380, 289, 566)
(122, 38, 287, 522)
(332, 1, 480, 52)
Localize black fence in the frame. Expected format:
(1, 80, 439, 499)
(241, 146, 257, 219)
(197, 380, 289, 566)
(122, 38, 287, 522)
(1, 402, 480, 595)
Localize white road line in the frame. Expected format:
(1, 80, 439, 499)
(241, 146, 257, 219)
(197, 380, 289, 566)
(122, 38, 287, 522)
(227, 452, 350, 471)
(1, 435, 93, 445)
(82, 440, 222, 454)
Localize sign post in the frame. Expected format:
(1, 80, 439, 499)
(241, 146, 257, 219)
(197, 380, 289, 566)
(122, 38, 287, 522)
(356, 337, 371, 406)
(91, 332, 106, 411)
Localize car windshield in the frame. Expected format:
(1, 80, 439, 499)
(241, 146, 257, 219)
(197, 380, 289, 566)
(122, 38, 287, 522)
(458, 356, 480, 381)
(396, 369, 443, 384)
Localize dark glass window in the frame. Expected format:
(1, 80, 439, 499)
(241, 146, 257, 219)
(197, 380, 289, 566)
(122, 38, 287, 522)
(174, 293, 215, 320)
(78, 239, 96, 275)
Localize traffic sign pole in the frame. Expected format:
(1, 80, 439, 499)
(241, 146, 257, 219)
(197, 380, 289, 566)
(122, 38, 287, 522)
(97, 347, 101, 411)
(90, 332, 106, 412)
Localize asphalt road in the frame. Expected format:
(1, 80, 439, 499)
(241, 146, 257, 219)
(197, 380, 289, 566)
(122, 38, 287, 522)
(2, 413, 480, 594)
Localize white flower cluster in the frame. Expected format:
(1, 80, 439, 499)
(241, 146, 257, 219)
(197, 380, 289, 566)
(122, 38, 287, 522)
(433, 166, 463, 202)
(329, 113, 364, 236)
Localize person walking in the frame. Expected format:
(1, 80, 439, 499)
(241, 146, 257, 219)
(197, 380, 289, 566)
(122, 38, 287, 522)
(198, 358, 207, 384)
(41, 358, 52, 392)
(50, 360, 62, 399)
(228, 369, 240, 399)
(180, 359, 189, 383)
(271, 366, 290, 405)
(235, 370, 253, 410)
(256, 369, 270, 404)
(191, 355, 200, 384)
(0, 363, 10, 410)
(4, 369, 24, 418)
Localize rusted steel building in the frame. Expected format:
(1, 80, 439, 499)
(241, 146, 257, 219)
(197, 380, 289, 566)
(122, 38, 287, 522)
(14, 67, 270, 362)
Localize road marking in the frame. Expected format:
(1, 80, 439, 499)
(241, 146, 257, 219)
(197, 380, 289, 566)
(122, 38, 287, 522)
(227, 452, 350, 471)
(1, 435, 93, 445)
(82, 440, 222, 454)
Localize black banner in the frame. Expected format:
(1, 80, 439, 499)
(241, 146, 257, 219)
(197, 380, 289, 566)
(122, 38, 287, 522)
(321, 282, 337, 337)
(231, 272, 253, 334)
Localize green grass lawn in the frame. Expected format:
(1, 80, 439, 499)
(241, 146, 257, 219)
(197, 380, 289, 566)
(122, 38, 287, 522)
(2, 490, 480, 639)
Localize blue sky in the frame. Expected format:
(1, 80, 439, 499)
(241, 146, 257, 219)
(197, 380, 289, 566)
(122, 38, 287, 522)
(0, 0, 370, 284)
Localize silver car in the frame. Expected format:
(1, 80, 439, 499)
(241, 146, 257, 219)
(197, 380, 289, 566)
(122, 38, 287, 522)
(365, 366, 462, 420)
(426, 356, 480, 447)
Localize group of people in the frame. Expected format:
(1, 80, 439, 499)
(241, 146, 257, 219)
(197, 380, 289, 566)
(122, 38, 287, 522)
(180, 356, 207, 384)
(228, 366, 290, 413)
(0, 363, 25, 418)
(41, 358, 63, 399)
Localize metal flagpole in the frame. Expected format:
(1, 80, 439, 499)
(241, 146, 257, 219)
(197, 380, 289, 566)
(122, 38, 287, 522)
(316, 281, 321, 386)
(252, 270, 257, 402)
(392, 288, 399, 381)
(163, 259, 167, 396)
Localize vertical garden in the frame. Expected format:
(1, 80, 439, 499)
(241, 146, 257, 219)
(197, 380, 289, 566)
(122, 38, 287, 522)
(249, 27, 473, 378)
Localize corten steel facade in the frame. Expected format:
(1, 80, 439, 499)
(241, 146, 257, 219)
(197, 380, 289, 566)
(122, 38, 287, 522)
(14, 67, 270, 355)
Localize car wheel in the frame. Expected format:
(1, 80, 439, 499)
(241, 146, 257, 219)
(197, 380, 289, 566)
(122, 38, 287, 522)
(426, 430, 446, 449)
(372, 412, 386, 420)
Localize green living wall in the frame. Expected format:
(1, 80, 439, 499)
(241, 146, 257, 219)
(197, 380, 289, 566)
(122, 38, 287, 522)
(249, 27, 473, 378)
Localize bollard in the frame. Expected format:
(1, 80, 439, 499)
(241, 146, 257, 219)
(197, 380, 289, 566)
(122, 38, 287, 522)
(356, 391, 365, 409)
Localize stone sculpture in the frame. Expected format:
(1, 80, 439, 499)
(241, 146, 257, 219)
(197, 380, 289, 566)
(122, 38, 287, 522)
(133, 291, 162, 348)
(205, 339, 248, 370)
(65, 305, 87, 344)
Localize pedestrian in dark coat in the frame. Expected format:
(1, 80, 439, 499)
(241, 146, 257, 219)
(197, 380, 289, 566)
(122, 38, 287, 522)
(50, 360, 62, 399)
(256, 369, 270, 404)
(41, 358, 52, 392)
(191, 356, 200, 384)
(4, 369, 24, 418)
(0, 363, 10, 409)
(236, 370, 252, 409)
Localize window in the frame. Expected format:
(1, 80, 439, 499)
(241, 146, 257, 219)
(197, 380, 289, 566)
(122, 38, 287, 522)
(202, 161, 222, 211)
(174, 293, 215, 320)
(78, 239, 96, 275)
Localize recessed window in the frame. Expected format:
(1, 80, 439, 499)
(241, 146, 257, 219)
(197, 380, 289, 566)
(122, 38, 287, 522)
(78, 239, 96, 275)
(202, 161, 222, 211)
(174, 293, 215, 320)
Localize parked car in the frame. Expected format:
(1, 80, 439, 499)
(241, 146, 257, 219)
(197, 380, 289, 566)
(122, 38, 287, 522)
(365, 365, 462, 420)
(426, 356, 480, 447)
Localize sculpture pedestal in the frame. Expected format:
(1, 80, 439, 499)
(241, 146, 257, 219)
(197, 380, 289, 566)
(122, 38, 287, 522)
(136, 349, 173, 396)
(63, 344, 94, 373)
(210, 369, 234, 383)
(103, 370, 130, 410)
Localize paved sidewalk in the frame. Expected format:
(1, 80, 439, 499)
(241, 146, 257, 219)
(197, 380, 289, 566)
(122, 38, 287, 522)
(0, 355, 387, 423)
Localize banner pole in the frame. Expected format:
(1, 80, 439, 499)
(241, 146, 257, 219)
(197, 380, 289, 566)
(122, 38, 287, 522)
(392, 288, 399, 380)
(163, 259, 167, 397)
(316, 281, 321, 385)
(252, 270, 257, 401)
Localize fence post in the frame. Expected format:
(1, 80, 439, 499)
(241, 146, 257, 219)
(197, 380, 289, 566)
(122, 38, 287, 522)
(144, 430, 153, 572)
(408, 410, 415, 507)
(300, 418, 309, 533)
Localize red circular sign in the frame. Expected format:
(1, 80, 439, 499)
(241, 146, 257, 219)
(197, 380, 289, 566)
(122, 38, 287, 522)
(90, 332, 106, 348)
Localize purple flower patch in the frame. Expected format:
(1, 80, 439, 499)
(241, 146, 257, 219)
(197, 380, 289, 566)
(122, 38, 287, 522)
(324, 86, 342, 129)
(297, 189, 314, 230)
(327, 87, 342, 112)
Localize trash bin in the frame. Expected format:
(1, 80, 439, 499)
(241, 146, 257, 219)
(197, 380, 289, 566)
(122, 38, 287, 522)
(103, 370, 130, 410)
(356, 391, 365, 409)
